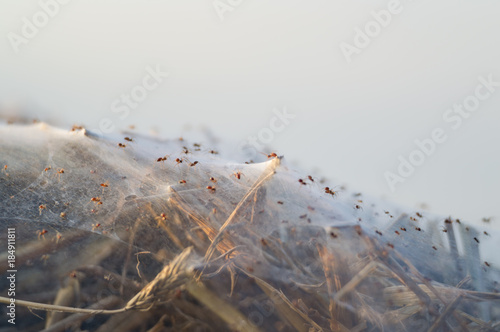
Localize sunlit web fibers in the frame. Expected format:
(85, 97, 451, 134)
(1, 122, 500, 331)
(0, 123, 205, 234)
(0, 122, 352, 239)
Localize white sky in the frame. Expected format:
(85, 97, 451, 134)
(0, 0, 499, 227)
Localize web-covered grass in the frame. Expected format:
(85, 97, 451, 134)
(0, 122, 498, 331)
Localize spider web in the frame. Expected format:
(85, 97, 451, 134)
(0, 122, 498, 331)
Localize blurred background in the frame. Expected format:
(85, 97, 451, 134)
(0, 0, 499, 227)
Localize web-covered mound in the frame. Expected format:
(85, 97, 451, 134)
(0, 122, 498, 332)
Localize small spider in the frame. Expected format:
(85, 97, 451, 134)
(324, 187, 338, 198)
(118, 143, 126, 148)
(265, 152, 278, 159)
(232, 171, 244, 180)
(206, 186, 216, 193)
(39, 204, 46, 215)
(189, 161, 199, 167)
(92, 223, 101, 231)
(44, 166, 52, 172)
(156, 155, 169, 164)
(298, 179, 307, 186)
(71, 125, 83, 131)
(307, 175, 315, 182)
(37, 229, 48, 240)
(209, 177, 217, 183)
(179, 179, 187, 184)
(89, 197, 103, 207)
(155, 213, 168, 227)
(124, 137, 133, 142)
(90, 197, 101, 203)
(209, 149, 218, 155)
(56, 168, 65, 181)
(100, 182, 109, 193)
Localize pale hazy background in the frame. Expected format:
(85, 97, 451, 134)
(1, 1, 499, 227)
